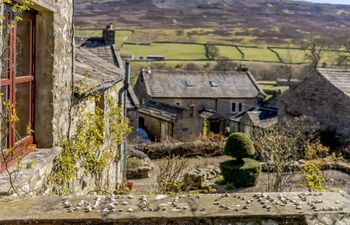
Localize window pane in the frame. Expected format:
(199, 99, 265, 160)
(16, 19, 32, 77)
(15, 83, 31, 141)
(231, 103, 236, 112)
(1, 86, 9, 149)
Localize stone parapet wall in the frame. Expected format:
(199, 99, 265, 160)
(0, 193, 349, 225)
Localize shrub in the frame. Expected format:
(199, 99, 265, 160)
(224, 182, 236, 190)
(127, 157, 143, 170)
(224, 132, 255, 160)
(220, 159, 261, 187)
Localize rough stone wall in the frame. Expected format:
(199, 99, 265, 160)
(60, 81, 125, 194)
(278, 73, 350, 142)
(31, 0, 73, 147)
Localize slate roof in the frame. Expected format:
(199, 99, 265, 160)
(139, 101, 185, 122)
(244, 111, 277, 128)
(141, 69, 265, 99)
(75, 47, 123, 93)
(318, 68, 350, 98)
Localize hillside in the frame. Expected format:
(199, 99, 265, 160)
(75, 0, 350, 45)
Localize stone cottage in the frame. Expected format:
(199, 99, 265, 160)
(279, 68, 350, 143)
(0, 3, 131, 195)
(135, 69, 265, 141)
(76, 24, 139, 141)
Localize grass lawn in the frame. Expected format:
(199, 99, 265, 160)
(121, 43, 207, 60)
(216, 45, 243, 60)
(238, 47, 280, 62)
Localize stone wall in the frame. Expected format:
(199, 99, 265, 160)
(32, 0, 73, 148)
(0, 193, 349, 225)
(279, 72, 350, 142)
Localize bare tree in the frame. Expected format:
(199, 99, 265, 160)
(252, 118, 318, 192)
(213, 57, 237, 71)
(157, 156, 190, 193)
(302, 35, 329, 70)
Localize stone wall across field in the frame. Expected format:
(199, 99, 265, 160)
(0, 193, 349, 225)
(134, 139, 225, 160)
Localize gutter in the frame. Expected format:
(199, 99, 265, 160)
(117, 61, 130, 183)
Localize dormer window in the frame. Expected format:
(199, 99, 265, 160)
(185, 80, 194, 87)
(209, 80, 219, 87)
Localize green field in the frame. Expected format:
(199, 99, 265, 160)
(76, 28, 350, 66)
(238, 47, 279, 62)
(216, 45, 243, 60)
(272, 48, 306, 64)
(121, 43, 207, 60)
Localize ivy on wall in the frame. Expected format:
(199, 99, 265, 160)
(48, 94, 131, 195)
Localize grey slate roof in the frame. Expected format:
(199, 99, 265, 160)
(139, 101, 185, 122)
(318, 68, 350, 98)
(141, 69, 265, 99)
(75, 47, 123, 93)
(244, 111, 277, 129)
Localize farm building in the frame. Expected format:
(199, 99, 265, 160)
(135, 69, 266, 141)
(279, 68, 350, 143)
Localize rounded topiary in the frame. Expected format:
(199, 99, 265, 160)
(220, 158, 261, 187)
(224, 132, 255, 160)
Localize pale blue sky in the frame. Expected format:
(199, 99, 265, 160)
(302, 0, 350, 5)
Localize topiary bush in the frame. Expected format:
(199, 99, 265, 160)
(220, 158, 261, 187)
(220, 132, 261, 188)
(224, 132, 255, 160)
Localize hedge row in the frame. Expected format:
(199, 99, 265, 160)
(133, 140, 225, 160)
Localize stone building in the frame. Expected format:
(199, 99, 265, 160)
(0, 3, 131, 195)
(279, 68, 350, 143)
(76, 25, 139, 141)
(135, 69, 265, 141)
(230, 109, 277, 136)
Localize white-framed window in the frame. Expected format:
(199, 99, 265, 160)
(231, 102, 243, 113)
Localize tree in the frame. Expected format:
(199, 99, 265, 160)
(206, 44, 219, 60)
(302, 35, 329, 70)
(184, 63, 199, 71)
(213, 57, 237, 71)
(252, 118, 318, 192)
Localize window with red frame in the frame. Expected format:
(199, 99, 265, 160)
(0, 6, 36, 173)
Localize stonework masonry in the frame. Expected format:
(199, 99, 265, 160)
(0, 193, 349, 225)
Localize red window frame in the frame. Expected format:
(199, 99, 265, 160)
(0, 6, 36, 173)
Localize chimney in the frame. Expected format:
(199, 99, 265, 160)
(103, 23, 115, 45)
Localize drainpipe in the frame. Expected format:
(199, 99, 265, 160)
(117, 61, 130, 184)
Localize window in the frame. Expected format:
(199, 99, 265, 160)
(185, 80, 194, 87)
(175, 102, 181, 106)
(231, 102, 236, 113)
(231, 102, 243, 113)
(0, 7, 36, 172)
(238, 103, 243, 112)
(209, 80, 219, 87)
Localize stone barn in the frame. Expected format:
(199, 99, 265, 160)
(279, 68, 350, 143)
(135, 69, 265, 141)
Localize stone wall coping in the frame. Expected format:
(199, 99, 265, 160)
(0, 192, 348, 224)
(0, 147, 61, 195)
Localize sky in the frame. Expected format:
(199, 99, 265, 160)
(302, 0, 350, 5)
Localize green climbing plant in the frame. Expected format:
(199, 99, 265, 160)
(48, 95, 131, 195)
